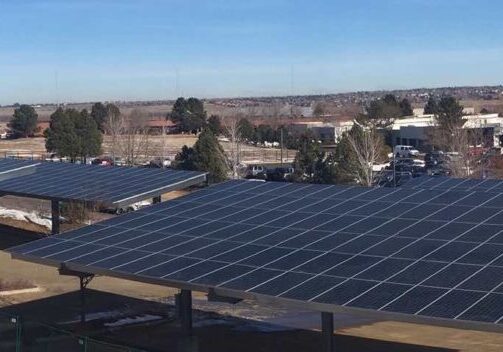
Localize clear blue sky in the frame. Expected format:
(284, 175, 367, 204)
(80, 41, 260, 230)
(1, 0, 503, 104)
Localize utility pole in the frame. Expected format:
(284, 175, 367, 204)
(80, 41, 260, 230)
(163, 118, 168, 167)
(280, 128, 284, 166)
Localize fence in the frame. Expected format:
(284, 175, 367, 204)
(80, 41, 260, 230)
(0, 312, 144, 352)
(2, 147, 297, 165)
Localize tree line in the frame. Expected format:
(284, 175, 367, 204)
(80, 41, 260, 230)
(5, 93, 473, 186)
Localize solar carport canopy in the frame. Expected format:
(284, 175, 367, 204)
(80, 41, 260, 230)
(10, 180, 503, 328)
(0, 159, 206, 206)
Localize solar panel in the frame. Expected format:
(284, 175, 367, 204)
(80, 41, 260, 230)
(0, 161, 206, 205)
(402, 175, 503, 192)
(0, 158, 39, 181)
(9, 180, 503, 327)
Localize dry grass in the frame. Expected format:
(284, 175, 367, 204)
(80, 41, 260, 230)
(460, 99, 503, 115)
(0, 278, 35, 291)
(0, 133, 294, 164)
(0, 216, 49, 234)
(0, 102, 244, 123)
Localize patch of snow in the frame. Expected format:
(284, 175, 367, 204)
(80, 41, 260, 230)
(104, 314, 162, 327)
(0, 287, 41, 296)
(0, 207, 51, 229)
(60, 310, 122, 324)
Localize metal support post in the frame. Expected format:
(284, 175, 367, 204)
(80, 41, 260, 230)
(79, 274, 94, 324)
(51, 200, 60, 235)
(321, 312, 334, 352)
(180, 289, 192, 335)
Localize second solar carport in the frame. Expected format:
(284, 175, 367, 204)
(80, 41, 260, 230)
(9, 179, 503, 351)
(0, 159, 207, 234)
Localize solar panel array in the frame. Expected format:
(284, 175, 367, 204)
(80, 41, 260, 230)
(0, 159, 39, 181)
(0, 160, 206, 205)
(10, 180, 503, 326)
(402, 175, 503, 192)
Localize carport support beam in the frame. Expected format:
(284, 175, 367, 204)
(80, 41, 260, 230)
(180, 289, 192, 335)
(322, 312, 334, 352)
(153, 195, 161, 204)
(51, 200, 60, 235)
(78, 274, 94, 324)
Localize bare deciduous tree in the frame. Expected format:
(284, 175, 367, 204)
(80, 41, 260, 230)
(104, 108, 125, 162)
(119, 109, 151, 166)
(347, 125, 386, 187)
(428, 119, 485, 178)
(104, 108, 151, 166)
(222, 113, 242, 179)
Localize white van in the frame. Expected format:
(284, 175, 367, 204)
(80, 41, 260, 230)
(394, 145, 419, 158)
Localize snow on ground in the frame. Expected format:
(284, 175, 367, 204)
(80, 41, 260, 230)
(105, 314, 162, 327)
(0, 207, 51, 229)
(60, 310, 123, 324)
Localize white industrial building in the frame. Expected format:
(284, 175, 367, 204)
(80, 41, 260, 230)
(392, 113, 503, 150)
(288, 121, 354, 143)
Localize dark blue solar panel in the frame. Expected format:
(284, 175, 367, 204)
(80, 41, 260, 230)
(251, 272, 314, 295)
(280, 275, 344, 301)
(459, 267, 503, 291)
(346, 282, 410, 309)
(419, 290, 486, 319)
(313, 279, 376, 305)
(356, 258, 413, 281)
(457, 294, 503, 323)
(223, 268, 283, 291)
(9, 179, 503, 327)
(382, 286, 448, 314)
(0, 161, 206, 204)
(425, 222, 476, 240)
(423, 264, 482, 288)
(404, 176, 503, 196)
(191, 265, 256, 285)
(389, 261, 445, 285)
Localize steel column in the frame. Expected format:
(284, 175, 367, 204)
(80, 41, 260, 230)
(321, 312, 334, 352)
(180, 289, 192, 335)
(51, 200, 60, 235)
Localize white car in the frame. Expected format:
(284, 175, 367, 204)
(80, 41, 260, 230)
(117, 201, 150, 214)
(394, 145, 419, 158)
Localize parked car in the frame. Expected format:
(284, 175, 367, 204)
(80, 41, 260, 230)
(374, 170, 413, 187)
(266, 167, 294, 181)
(394, 145, 420, 158)
(45, 153, 69, 163)
(386, 159, 425, 177)
(428, 165, 451, 176)
(102, 200, 151, 215)
(246, 165, 266, 177)
(424, 150, 455, 175)
(91, 157, 114, 166)
(425, 151, 447, 167)
(149, 158, 172, 168)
